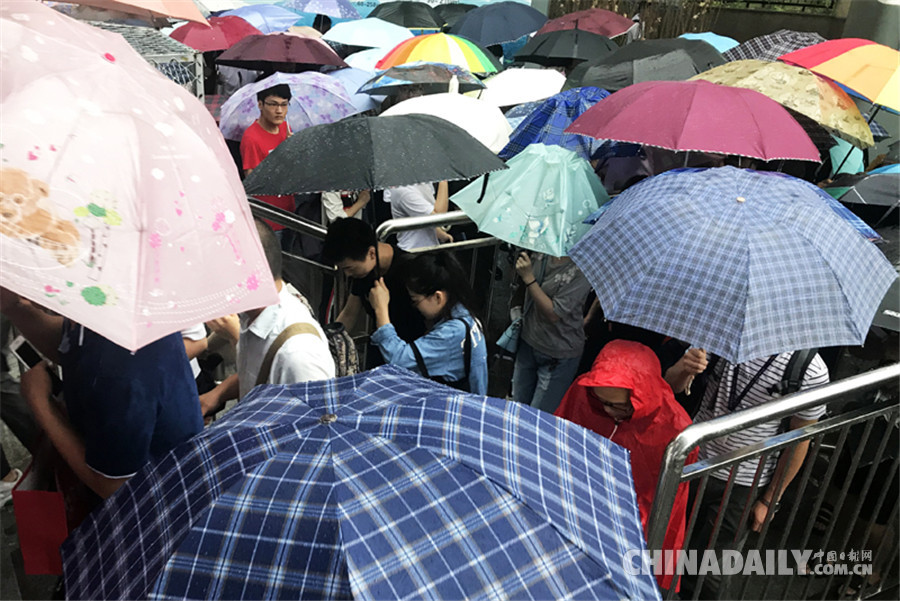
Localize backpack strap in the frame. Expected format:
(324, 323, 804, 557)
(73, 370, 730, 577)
(769, 349, 818, 397)
(410, 318, 472, 389)
(256, 323, 321, 387)
(410, 340, 430, 379)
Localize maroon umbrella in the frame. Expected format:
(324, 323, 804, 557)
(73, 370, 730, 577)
(217, 33, 348, 71)
(537, 8, 636, 40)
(170, 16, 262, 52)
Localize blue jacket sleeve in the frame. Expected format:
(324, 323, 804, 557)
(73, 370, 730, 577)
(371, 320, 468, 381)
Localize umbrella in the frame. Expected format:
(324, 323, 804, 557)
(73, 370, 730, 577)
(566, 80, 821, 162)
(514, 29, 618, 67)
(170, 15, 263, 52)
(500, 87, 610, 161)
(434, 2, 476, 28)
(679, 32, 739, 53)
(382, 93, 512, 154)
(871, 225, 900, 332)
(54, 0, 208, 24)
(870, 163, 900, 175)
(780, 39, 900, 113)
(473, 67, 566, 107)
(569, 166, 897, 364)
(218, 72, 358, 141)
(0, 1, 278, 352)
(327, 67, 384, 112)
(358, 62, 485, 96)
(376, 33, 502, 74)
(722, 28, 826, 62)
(566, 38, 726, 92)
(344, 47, 388, 71)
(691, 59, 874, 149)
(452, 144, 609, 256)
(243, 114, 508, 194)
(217, 33, 347, 71)
(220, 4, 301, 34)
(826, 172, 900, 209)
(449, 1, 547, 47)
(62, 366, 660, 600)
(504, 99, 542, 130)
(321, 17, 412, 49)
(537, 8, 636, 40)
(281, 0, 361, 20)
(286, 25, 324, 38)
(368, 1, 443, 30)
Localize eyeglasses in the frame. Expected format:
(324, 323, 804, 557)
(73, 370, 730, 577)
(409, 294, 429, 307)
(264, 101, 289, 108)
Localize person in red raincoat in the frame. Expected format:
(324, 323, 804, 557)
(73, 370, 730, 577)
(555, 339, 698, 591)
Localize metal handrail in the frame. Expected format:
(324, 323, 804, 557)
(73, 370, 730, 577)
(248, 197, 328, 240)
(376, 211, 473, 239)
(645, 362, 900, 550)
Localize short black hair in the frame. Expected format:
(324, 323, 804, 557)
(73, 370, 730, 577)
(322, 218, 377, 264)
(255, 218, 282, 278)
(257, 83, 292, 103)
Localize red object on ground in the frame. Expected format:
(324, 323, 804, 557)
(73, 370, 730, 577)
(778, 37, 876, 67)
(218, 33, 348, 70)
(537, 8, 636, 39)
(171, 16, 263, 52)
(566, 79, 821, 162)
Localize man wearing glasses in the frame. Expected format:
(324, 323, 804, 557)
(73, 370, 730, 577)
(240, 84, 294, 239)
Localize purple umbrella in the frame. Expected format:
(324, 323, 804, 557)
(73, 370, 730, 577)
(220, 4, 302, 34)
(282, 0, 360, 20)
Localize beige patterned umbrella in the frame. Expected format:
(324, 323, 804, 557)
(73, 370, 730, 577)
(691, 59, 874, 148)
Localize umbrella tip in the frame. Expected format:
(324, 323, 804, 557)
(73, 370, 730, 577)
(736, 196, 746, 203)
(319, 413, 338, 424)
(448, 75, 459, 94)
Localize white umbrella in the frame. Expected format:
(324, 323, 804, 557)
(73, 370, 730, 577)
(344, 46, 390, 71)
(472, 67, 565, 107)
(323, 17, 413, 49)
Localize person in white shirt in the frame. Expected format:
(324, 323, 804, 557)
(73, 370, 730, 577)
(384, 181, 453, 250)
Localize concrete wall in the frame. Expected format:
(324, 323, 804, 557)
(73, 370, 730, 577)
(842, 0, 900, 47)
(709, 7, 846, 42)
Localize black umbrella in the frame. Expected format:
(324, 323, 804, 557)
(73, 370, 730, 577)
(515, 29, 617, 66)
(434, 3, 476, 29)
(449, 1, 547, 46)
(827, 173, 900, 208)
(566, 38, 725, 91)
(243, 114, 508, 194)
(369, 1, 443, 29)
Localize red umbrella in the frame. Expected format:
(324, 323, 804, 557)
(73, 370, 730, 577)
(217, 33, 347, 71)
(170, 16, 262, 52)
(565, 80, 820, 162)
(537, 8, 636, 40)
(778, 37, 876, 67)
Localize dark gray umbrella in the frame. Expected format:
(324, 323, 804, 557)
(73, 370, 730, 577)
(243, 114, 508, 194)
(515, 29, 618, 66)
(434, 3, 476, 28)
(449, 1, 547, 46)
(369, 1, 443, 29)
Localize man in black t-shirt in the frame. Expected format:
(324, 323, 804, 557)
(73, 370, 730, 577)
(322, 219, 425, 366)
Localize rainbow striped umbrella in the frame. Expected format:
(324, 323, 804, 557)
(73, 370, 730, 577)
(376, 33, 501, 74)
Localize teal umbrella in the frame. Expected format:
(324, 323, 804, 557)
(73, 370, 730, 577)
(451, 144, 609, 256)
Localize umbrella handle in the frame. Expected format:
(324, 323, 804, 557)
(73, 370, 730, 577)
(476, 172, 491, 204)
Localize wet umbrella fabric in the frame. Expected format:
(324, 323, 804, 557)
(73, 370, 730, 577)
(358, 62, 485, 96)
(219, 4, 301, 34)
(515, 29, 617, 67)
(321, 17, 412, 49)
(243, 114, 508, 194)
(434, 2, 476, 28)
(473, 67, 566, 107)
(376, 33, 501, 74)
(826, 172, 900, 209)
(217, 33, 347, 70)
(723, 29, 826, 62)
(449, 1, 547, 46)
(61, 366, 660, 601)
(170, 16, 262, 52)
(679, 32, 738, 53)
(569, 167, 898, 364)
(327, 67, 384, 112)
(368, 1, 443, 30)
(537, 8, 636, 40)
(281, 0, 361, 20)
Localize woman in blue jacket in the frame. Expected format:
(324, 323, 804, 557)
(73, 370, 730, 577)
(368, 253, 488, 395)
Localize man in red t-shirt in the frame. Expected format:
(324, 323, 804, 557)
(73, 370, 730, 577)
(241, 83, 294, 234)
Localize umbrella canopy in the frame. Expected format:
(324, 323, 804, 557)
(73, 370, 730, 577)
(327, 67, 384, 112)
(566, 80, 821, 162)
(281, 0, 361, 19)
(220, 4, 301, 33)
(515, 29, 618, 67)
(723, 28, 826, 62)
(218, 72, 358, 141)
(452, 144, 609, 256)
(382, 93, 512, 153)
(566, 38, 725, 92)
(780, 39, 900, 112)
(504, 99, 542, 130)
(569, 167, 897, 363)
(537, 8, 636, 40)
(434, 2, 476, 28)
(376, 32, 502, 74)
(61, 366, 660, 600)
(344, 46, 388, 71)
(0, 1, 278, 352)
(358, 62, 485, 95)
(170, 15, 263, 52)
(500, 87, 610, 161)
(473, 67, 566, 107)
(449, 1, 547, 46)
(243, 114, 508, 194)
(870, 163, 900, 175)
(55, 0, 208, 24)
(322, 17, 412, 48)
(286, 24, 324, 38)
(691, 59, 874, 149)
(217, 33, 347, 70)
(368, 1, 443, 30)
(679, 31, 739, 53)
(826, 172, 900, 209)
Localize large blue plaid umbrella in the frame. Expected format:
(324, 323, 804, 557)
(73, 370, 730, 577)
(62, 366, 659, 600)
(570, 166, 898, 364)
(499, 86, 609, 161)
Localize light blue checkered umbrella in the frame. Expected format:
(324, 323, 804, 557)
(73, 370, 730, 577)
(570, 166, 898, 364)
(61, 366, 659, 601)
(499, 86, 609, 161)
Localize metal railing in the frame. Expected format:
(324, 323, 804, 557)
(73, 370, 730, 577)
(647, 363, 900, 600)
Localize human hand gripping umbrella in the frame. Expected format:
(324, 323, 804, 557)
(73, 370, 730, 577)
(0, 1, 278, 351)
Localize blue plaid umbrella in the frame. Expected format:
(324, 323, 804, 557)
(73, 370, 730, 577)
(62, 366, 659, 600)
(570, 166, 898, 364)
(499, 86, 609, 161)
